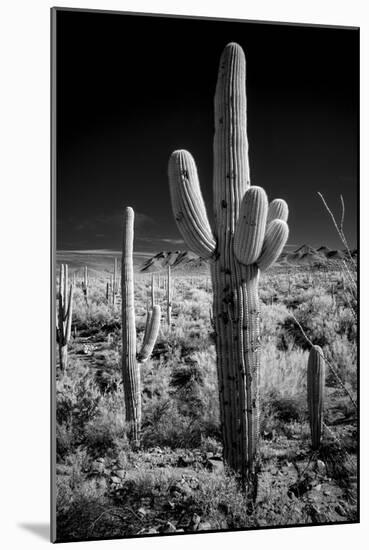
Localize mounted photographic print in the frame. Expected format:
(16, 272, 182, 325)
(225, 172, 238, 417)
(51, 7, 359, 543)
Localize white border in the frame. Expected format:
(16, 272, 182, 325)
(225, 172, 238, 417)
(0, 1, 366, 548)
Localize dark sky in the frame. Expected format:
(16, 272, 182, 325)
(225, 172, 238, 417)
(56, 9, 358, 252)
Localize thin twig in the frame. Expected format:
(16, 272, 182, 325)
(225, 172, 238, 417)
(317, 192, 356, 271)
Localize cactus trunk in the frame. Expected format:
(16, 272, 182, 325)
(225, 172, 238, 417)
(211, 262, 260, 478)
(121, 207, 141, 446)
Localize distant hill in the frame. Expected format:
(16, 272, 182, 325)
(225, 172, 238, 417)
(286, 244, 356, 267)
(140, 244, 357, 273)
(56, 243, 357, 279)
(140, 250, 209, 274)
(56, 250, 152, 276)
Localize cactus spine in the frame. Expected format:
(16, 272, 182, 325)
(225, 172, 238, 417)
(121, 207, 161, 446)
(168, 43, 289, 485)
(56, 263, 73, 371)
(307, 345, 325, 450)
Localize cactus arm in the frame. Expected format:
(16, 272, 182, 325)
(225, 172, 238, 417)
(137, 305, 161, 362)
(257, 219, 289, 271)
(141, 307, 152, 350)
(267, 198, 289, 224)
(63, 264, 68, 314)
(234, 186, 268, 265)
(214, 42, 249, 227)
(168, 149, 216, 259)
(145, 303, 152, 332)
(307, 345, 325, 450)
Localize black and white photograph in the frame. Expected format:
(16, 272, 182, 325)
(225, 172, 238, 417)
(51, 7, 358, 543)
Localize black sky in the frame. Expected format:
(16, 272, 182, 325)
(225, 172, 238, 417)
(56, 9, 359, 252)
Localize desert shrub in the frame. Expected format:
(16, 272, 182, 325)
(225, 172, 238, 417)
(324, 336, 357, 389)
(84, 407, 127, 457)
(56, 470, 110, 542)
(56, 363, 101, 451)
(260, 302, 290, 346)
(56, 423, 74, 460)
(140, 347, 219, 448)
(185, 470, 254, 530)
(260, 342, 307, 400)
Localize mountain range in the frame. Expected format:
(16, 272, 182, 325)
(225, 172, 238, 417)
(140, 245, 357, 273)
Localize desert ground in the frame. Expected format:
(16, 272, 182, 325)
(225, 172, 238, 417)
(55, 247, 357, 542)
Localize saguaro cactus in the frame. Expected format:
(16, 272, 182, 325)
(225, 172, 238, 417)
(121, 207, 161, 446)
(82, 265, 89, 305)
(56, 263, 73, 371)
(307, 345, 325, 450)
(168, 43, 289, 484)
(167, 265, 172, 327)
(112, 257, 118, 306)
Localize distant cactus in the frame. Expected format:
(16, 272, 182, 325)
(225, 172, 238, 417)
(56, 263, 73, 371)
(307, 345, 325, 450)
(121, 207, 161, 446)
(112, 257, 118, 306)
(82, 265, 89, 305)
(167, 265, 172, 327)
(168, 43, 289, 486)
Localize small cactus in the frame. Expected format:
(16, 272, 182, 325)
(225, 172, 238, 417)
(56, 263, 73, 371)
(167, 265, 172, 327)
(307, 345, 325, 450)
(82, 265, 89, 306)
(112, 257, 118, 306)
(121, 207, 161, 446)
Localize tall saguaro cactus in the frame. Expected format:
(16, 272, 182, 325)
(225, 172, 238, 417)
(56, 263, 73, 371)
(168, 43, 289, 484)
(121, 207, 161, 446)
(307, 345, 325, 450)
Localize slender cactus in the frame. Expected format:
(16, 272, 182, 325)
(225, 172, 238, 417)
(307, 345, 325, 450)
(168, 43, 289, 486)
(121, 207, 161, 446)
(56, 263, 73, 371)
(82, 265, 89, 305)
(167, 265, 172, 327)
(112, 257, 117, 306)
